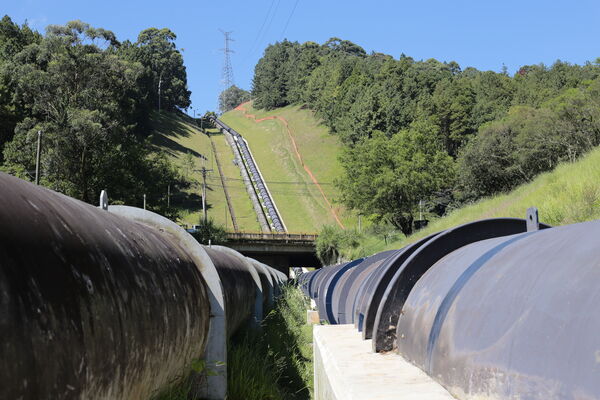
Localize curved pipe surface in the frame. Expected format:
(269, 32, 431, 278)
(204, 246, 260, 334)
(0, 173, 211, 400)
(247, 258, 274, 310)
(396, 220, 599, 399)
(372, 218, 550, 352)
(335, 250, 397, 325)
(357, 233, 440, 335)
(319, 258, 364, 324)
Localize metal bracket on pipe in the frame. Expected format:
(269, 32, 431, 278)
(99, 190, 108, 210)
(526, 207, 539, 231)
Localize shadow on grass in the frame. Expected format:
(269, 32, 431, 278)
(170, 188, 223, 215)
(150, 111, 209, 158)
(152, 111, 197, 138)
(151, 134, 205, 159)
(170, 192, 203, 212)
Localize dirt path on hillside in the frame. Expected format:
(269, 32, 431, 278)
(235, 102, 345, 229)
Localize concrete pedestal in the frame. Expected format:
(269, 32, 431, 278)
(307, 310, 320, 324)
(314, 324, 455, 400)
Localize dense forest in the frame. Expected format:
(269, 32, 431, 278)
(252, 38, 600, 233)
(0, 16, 190, 215)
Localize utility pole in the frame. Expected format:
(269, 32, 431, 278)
(198, 165, 213, 224)
(35, 130, 42, 185)
(219, 29, 235, 89)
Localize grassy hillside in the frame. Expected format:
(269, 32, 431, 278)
(209, 131, 262, 231)
(150, 111, 260, 231)
(221, 102, 357, 233)
(346, 146, 600, 258)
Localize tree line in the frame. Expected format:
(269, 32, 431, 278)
(0, 16, 191, 215)
(251, 38, 600, 234)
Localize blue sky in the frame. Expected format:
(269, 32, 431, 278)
(4, 0, 600, 114)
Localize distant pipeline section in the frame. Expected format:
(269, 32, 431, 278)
(211, 117, 286, 232)
(299, 211, 600, 399)
(0, 172, 286, 400)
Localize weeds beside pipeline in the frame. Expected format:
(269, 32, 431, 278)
(154, 285, 314, 400)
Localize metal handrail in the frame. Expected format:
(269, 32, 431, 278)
(225, 232, 318, 241)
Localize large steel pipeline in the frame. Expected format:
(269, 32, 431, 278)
(297, 211, 600, 398)
(298, 216, 551, 349)
(396, 219, 600, 399)
(204, 246, 261, 333)
(211, 117, 286, 232)
(0, 172, 286, 399)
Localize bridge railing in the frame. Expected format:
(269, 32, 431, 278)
(225, 232, 318, 242)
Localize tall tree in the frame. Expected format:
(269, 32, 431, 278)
(337, 122, 455, 235)
(252, 40, 297, 110)
(134, 27, 191, 111)
(218, 85, 251, 113)
(0, 15, 41, 162)
(2, 20, 179, 212)
(430, 77, 476, 156)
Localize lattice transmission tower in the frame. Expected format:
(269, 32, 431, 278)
(219, 30, 235, 88)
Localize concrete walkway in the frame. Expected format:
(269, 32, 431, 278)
(314, 324, 456, 400)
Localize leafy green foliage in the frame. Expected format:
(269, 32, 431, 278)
(250, 38, 600, 226)
(252, 40, 299, 110)
(128, 27, 191, 111)
(316, 225, 362, 265)
(457, 80, 600, 199)
(0, 16, 41, 163)
(337, 125, 456, 235)
(227, 285, 313, 400)
(218, 85, 250, 113)
(190, 218, 228, 245)
(0, 16, 188, 216)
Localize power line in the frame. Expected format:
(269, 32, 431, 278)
(208, 184, 328, 198)
(280, 0, 300, 38)
(204, 180, 337, 197)
(252, 0, 281, 57)
(205, 175, 334, 185)
(245, 0, 277, 58)
(219, 29, 235, 88)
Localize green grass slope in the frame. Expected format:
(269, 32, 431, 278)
(221, 102, 357, 233)
(210, 131, 262, 231)
(149, 111, 260, 231)
(348, 146, 600, 258)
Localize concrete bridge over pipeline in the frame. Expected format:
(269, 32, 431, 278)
(224, 232, 321, 274)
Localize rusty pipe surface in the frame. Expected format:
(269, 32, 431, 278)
(0, 172, 211, 400)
